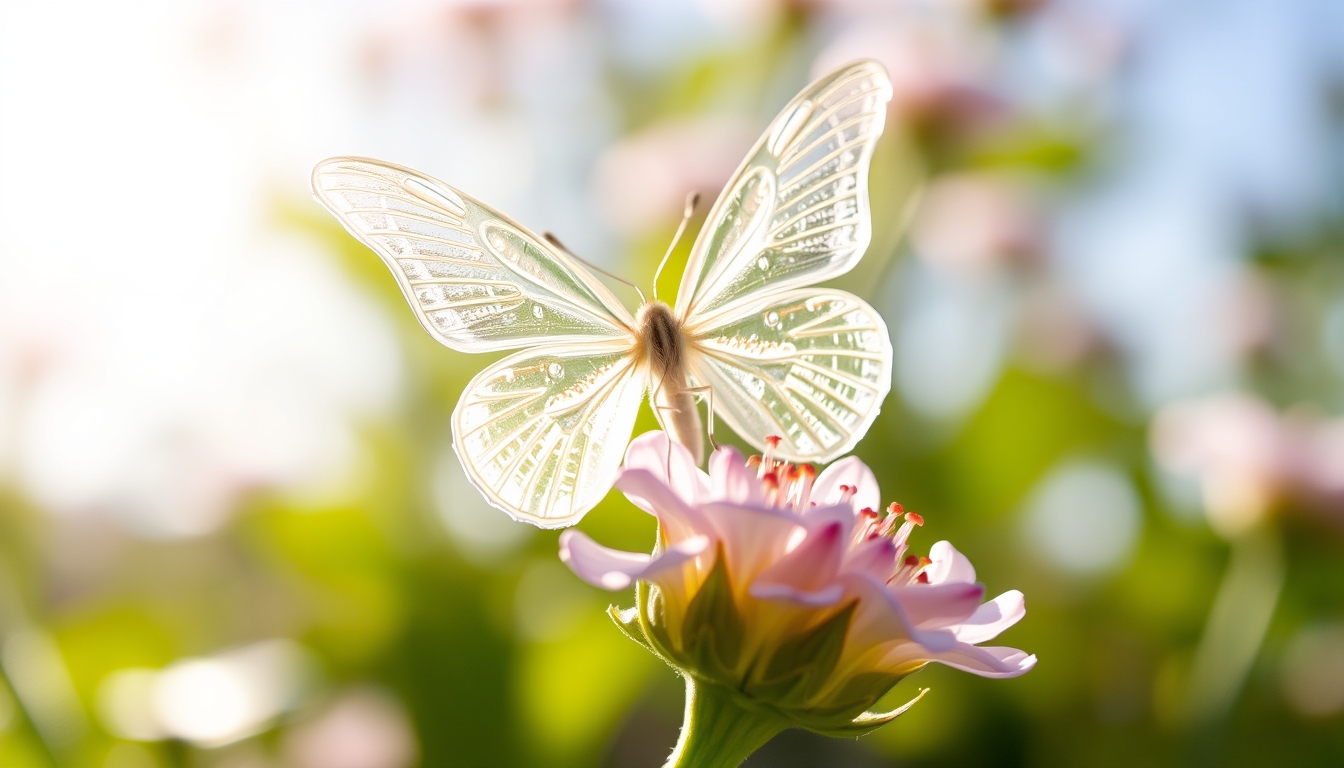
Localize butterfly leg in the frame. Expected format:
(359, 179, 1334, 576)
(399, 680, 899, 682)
(650, 376, 676, 479)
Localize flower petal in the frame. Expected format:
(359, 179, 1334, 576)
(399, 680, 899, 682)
(750, 520, 848, 606)
(840, 572, 958, 652)
(925, 541, 976, 585)
(952, 590, 1025, 644)
(700, 500, 803, 582)
(891, 643, 1038, 679)
(802, 502, 858, 535)
(844, 535, 899, 581)
(709, 445, 766, 506)
(559, 530, 709, 590)
(623, 431, 710, 503)
(893, 581, 985, 629)
(749, 582, 845, 607)
(811, 456, 880, 513)
(614, 467, 710, 542)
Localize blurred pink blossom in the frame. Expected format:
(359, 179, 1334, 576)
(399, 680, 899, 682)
(912, 172, 1042, 275)
(283, 688, 418, 768)
(1152, 394, 1344, 535)
(592, 116, 757, 235)
(560, 432, 1034, 727)
(812, 10, 1006, 132)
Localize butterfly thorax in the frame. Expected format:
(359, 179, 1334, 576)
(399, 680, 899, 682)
(635, 301, 685, 378)
(635, 300, 704, 464)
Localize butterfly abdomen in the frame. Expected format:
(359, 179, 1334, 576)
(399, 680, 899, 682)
(636, 301, 704, 465)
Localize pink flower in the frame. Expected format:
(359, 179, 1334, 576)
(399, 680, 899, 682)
(559, 432, 1034, 734)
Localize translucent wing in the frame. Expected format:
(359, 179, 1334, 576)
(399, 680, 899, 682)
(451, 342, 646, 527)
(676, 60, 893, 326)
(313, 156, 634, 352)
(686, 289, 892, 463)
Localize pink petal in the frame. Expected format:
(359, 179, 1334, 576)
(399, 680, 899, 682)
(801, 502, 858, 534)
(844, 535, 899, 581)
(889, 643, 1037, 679)
(924, 541, 976, 585)
(709, 445, 765, 506)
(614, 468, 711, 542)
(840, 572, 958, 652)
(700, 500, 803, 582)
(559, 530, 709, 590)
(893, 582, 985, 629)
(953, 590, 1026, 645)
(623, 431, 710, 503)
(750, 582, 845, 606)
(750, 520, 848, 605)
(811, 456, 881, 513)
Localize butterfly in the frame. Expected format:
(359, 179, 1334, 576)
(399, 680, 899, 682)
(311, 60, 894, 528)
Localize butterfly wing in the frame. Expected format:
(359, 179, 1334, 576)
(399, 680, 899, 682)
(313, 156, 635, 352)
(451, 342, 646, 527)
(686, 289, 891, 462)
(674, 60, 893, 327)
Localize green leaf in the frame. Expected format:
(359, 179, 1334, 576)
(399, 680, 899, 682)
(745, 602, 856, 707)
(679, 544, 745, 679)
(805, 687, 929, 739)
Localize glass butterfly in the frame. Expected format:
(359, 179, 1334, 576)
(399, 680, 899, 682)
(312, 60, 894, 527)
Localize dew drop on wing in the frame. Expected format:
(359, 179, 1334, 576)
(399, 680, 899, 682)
(757, 256, 770, 271)
(764, 310, 782, 329)
(547, 362, 565, 379)
(532, 305, 544, 319)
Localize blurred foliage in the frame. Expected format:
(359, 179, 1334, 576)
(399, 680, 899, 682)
(3, 2, 1344, 767)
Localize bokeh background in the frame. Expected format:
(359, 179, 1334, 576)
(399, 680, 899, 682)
(2, 0, 1344, 766)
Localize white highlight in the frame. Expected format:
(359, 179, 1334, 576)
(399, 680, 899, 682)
(98, 640, 314, 747)
(1022, 459, 1143, 577)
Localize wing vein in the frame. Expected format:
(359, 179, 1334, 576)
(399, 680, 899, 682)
(776, 112, 879, 173)
(769, 190, 861, 237)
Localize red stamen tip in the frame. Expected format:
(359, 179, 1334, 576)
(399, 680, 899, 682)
(746, 455, 762, 468)
(859, 507, 879, 519)
(761, 472, 779, 488)
(905, 512, 924, 527)
(904, 555, 921, 567)
(799, 464, 816, 478)
(887, 502, 904, 516)
(916, 571, 930, 584)
(765, 435, 783, 448)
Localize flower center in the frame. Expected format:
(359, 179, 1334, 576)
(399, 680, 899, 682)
(747, 435, 819, 511)
(750, 436, 932, 585)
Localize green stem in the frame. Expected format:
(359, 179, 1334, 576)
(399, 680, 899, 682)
(664, 676, 788, 768)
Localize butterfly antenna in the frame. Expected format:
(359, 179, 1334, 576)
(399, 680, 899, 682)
(544, 232, 645, 304)
(653, 191, 700, 303)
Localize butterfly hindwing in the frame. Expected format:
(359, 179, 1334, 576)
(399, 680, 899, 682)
(688, 288, 891, 462)
(676, 61, 893, 327)
(312, 157, 635, 353)
(451, 341, 646, 527)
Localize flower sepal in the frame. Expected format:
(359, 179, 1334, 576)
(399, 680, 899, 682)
(606, 604, 656, 655)
(803, 686, 929, 739)
(742, 601, 859, 710)
(677, 544, 746, 681)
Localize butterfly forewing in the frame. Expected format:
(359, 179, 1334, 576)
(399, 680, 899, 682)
(451, 342, 646, 527)
(676, 61, 893, 326)
(688, 289, 892, 462)
(312, 157, 634, 353)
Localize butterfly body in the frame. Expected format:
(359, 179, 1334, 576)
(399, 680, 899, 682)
(313, 60, 896, 527)
(634, 299, 703, 465)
